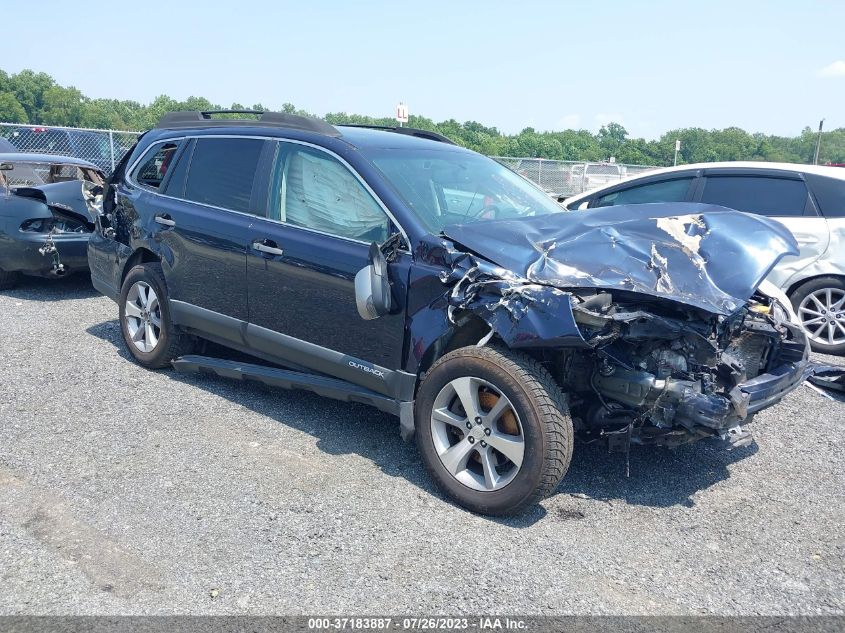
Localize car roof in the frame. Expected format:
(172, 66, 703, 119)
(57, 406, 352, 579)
(148, 123, 471, 156)
(335, 125, 469, 152)
(633, 160, 845, 180)
(150, 111, 468, 154)
(0, 152, 100, 169)
(564, 160, 845, 205)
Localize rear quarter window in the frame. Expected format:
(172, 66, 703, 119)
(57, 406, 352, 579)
(133, 142, 181, 190)
(805, 173, 845, 218)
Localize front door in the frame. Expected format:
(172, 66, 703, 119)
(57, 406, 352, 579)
(246, 141, 408, 387)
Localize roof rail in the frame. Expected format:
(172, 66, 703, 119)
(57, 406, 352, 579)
(154, 110, 341, 137)
(341, 124, 456, 145)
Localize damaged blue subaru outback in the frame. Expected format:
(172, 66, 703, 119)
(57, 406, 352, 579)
(88, 111, 811, 515)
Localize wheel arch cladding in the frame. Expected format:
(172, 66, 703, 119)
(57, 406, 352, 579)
(121, 247, 161, 285)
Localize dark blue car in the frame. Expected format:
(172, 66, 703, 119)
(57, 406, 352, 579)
(87, 110, 811, 515)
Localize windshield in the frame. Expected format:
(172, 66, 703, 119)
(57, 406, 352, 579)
(0, 162, 103, 188)
(363, 148, 564, 232)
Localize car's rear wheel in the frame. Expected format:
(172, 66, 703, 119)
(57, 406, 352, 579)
(789, 276, 845, 355)
(119, 263, 194, 368)
(415, 345, 573, 516)
(0, 268, 21, 290)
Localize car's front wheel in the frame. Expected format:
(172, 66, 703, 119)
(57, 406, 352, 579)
(415, 345, 573, 515)
(118, 263, 194, 368)
(790, 276, 845, 355)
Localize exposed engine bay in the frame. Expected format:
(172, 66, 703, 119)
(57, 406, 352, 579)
(427, 205, 822, 451)
(560, 289, 806, 449)
(440, 249, 809, 452)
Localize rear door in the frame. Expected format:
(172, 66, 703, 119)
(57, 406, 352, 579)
(694, 169, 829, 289)
(245, 140, 409, 393)
(129, 136, 270, 336)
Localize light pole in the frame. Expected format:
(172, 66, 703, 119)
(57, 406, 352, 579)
(813, 119, 825, 165)
(673, 139, 681, 166)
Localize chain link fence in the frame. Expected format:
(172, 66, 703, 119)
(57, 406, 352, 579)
(494, 156, 659, 198)
(0, 123, 661, 193)
(0, 122, 139, 175)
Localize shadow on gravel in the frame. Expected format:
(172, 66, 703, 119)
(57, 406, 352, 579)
(86, 320, 135, 362)
(82, 321, 493, 519)
(85, 318, 755, 519)
(553, 438, 757, 508)
(2, 273, 99, 301)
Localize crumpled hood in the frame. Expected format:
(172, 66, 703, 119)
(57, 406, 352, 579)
(442, 203, 799, 315)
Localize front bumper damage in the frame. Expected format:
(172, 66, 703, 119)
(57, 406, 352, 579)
(428, 205, 826, 449)
(437, 242, 812, 450)
(589, 325, 812, 448)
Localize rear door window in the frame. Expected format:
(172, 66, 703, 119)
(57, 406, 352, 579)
(593, 177, 694, 207)
(700, 175, 810, 217)
(184, 137, 264, 214)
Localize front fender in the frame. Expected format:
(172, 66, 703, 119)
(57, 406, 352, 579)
(403, 243, 589, 379)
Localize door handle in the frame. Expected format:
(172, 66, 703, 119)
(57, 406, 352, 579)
(252, 239, 284, 257)
(154, 214, 176, 227)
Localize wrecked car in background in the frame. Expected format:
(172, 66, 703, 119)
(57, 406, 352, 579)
(0, 153, 104, 289)
(88, 111, 811, 516)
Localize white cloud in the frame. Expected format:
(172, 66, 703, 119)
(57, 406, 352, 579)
(817, 60, 845, 77)
(556, 113, 581, 129)
(594, 112, 624, 127)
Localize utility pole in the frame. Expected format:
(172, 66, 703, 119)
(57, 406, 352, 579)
(673, 139, 681, 166)
(813, 119, 825, 165)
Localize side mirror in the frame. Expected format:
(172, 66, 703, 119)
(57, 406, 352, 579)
(355, 242, 393, 320)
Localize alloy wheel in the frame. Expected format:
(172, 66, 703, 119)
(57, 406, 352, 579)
(124, 281, 162, 353)
(798, 287, 845, 347)
(430, 376, 525, 492)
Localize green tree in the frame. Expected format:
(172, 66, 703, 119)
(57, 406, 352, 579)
(7, 69, 55, 122)
(40, 85, 86, 126)
(3, 67, 845, 167)
(0, 91, 27, 123)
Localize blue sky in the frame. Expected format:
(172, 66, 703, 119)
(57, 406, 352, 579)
(2, 0, 843, 138)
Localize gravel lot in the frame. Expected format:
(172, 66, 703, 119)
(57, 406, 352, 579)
(1, 275, 843, 616)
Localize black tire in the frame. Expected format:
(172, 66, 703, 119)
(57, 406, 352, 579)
(415, 345, 573, 516)
(0, 268, 21, 290)
(118, 263, 194, 369)
(788, 276, 845, 356)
